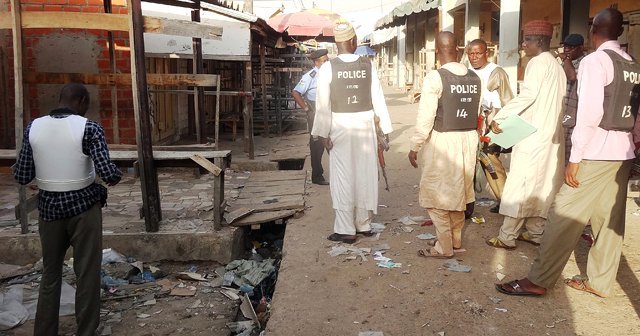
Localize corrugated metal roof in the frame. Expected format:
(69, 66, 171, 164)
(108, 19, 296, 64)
(374, 0, 439, 29)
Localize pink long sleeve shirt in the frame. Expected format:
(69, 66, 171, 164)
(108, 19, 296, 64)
(570, 40, 640, 163)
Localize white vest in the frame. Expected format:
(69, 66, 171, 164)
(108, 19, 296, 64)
(29, 115, 96, 191)
(470, 62, 502, 110)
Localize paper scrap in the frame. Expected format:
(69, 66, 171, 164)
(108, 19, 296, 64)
(443, 259, 472, 273)
(377, 261, 402, 268)
(471, 216, 485, 224)
(416, 233, 437, 240)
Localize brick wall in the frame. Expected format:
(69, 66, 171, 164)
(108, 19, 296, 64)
(1, 0, 138, 146)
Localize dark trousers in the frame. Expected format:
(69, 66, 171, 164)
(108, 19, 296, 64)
(307, 109, 325, 181)
(35, 202, 102, 336)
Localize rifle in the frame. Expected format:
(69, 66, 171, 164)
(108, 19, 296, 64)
(374, 116, 390, 191)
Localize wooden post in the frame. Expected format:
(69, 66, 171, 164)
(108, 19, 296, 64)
(10, 0, 28, 234)
(212, 156, 226, 231)
(0, 48, 9, 148)
(243, 60, 254, 159)
(128, 0, 162, 231)
(192, 1, 205, 143)
(214, 75, 220, 150)
(104, 0, 120, 143)
(260, 42, 267, 138)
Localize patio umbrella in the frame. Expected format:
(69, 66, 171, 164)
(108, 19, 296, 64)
(267, 8, 345, 37)
(355, 45, 376, 56)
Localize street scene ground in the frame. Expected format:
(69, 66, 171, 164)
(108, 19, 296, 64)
(1, 89, 639, 336)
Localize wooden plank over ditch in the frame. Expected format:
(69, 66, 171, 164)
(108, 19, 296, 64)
(227, 170, 307, 226)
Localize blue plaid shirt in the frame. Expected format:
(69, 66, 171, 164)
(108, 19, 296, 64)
(14, 108, 122, 221)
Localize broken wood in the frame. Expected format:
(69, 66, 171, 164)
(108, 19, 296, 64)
(231, 210, 296, 226)
(0, 12, 222, 40)
(24, 72, 220, 87)
(223, 207, 254, 224)
(190, 154, 222, 176)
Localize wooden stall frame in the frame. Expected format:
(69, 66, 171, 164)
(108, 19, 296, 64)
(6, 0, 227, 232)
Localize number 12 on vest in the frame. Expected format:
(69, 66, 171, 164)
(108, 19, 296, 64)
(347, 95, 359, 104)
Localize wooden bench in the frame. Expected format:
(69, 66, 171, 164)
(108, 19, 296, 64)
(0, 148, 232, 230)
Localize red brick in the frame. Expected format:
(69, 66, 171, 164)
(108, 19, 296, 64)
(81, 5, 103, 13)
(45, 0, 68, 5)
(101, 119, 112, 129)
(63, 5, 82, 11)
(67, 0, 86, 5)
(43, 5, 64, 11)
(23, 4, 44, 11)
(119, 128, 135, 139)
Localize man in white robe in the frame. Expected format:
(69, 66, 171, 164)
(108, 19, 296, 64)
(486, 20, 566, 249)
(409, 32, 480, 257)
(312, 21, 393, 244)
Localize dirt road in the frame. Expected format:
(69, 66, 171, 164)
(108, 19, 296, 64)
(266, 90, 640, 336)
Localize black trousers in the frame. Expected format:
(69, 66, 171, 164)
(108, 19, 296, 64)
(35, 202, 102, 336)
(307, 109, 325, 181)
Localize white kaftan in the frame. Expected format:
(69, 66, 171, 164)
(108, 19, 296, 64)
(493, 52, 566, 218)
(312, 54, 393, 214)
(410, 62, 480, 211)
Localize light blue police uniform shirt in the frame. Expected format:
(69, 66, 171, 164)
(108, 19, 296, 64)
(293, 67, 320, 102)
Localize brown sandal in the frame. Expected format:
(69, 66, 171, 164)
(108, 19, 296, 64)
(564, 278, 606, 298)
(417, 248, 453, 259)
(495, 279, 544, 296)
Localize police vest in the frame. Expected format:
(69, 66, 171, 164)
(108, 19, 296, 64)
(433, 69, 481, 132)
(329, 57, 373, 113)
(29, 114, 96, 192)
(600, 50, 640, 131)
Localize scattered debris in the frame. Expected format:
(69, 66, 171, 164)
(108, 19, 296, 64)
(377, 261, 402, 269)
(398, 215, 427, 225)
(443, 260, 472, 273)
(101, 248, 127, 264)
(489, 297, 502, 304)
(240, 293, 260, 327)
(402, 226, 414, 233)
(169, 286, 197, 296)
(471, 216, 485, 224)
(372, 243, 391, 253)
(496, 272, 506, 281)
(421, 219, 433, 226)
(176, 272, 207, 282)
(495, 308, 508, 313)
(359, 332, 384, 336)
(475, 198, 496, 207)
(416, 233, 437, 240)
(0, 263, 34, 282)
(219, 288, 241, 301)
(370, 223, 386, 233)
(225, 259, 276, 287)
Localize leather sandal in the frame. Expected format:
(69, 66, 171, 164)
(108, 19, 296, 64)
(516, 232, 541, 246)
(486, 237, 516, 250)
(327, 233, 357, 244)
(564, 278, 607, 298)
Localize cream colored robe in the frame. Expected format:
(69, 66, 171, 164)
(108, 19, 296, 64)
(312, 54, 393, 213)
(410, 62, 480, 211)
(493, 52, 566, 218)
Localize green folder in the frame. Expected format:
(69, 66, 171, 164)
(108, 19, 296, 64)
(486, 114, 537, 149)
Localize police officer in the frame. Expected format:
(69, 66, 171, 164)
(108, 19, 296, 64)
(408, 31, 481, 257)
(292, 49, 329, 185)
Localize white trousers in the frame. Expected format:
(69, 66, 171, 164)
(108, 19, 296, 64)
(334, 208, 373, 235)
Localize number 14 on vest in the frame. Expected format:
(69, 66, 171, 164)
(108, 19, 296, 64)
(456, 109, 468, 118)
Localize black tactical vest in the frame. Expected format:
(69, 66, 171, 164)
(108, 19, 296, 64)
(433, 69, 481, 132)
(329, 57, 373, 113)
(599, 50, 640, 131)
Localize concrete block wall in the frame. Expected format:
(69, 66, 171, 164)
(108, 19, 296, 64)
(1, 0, 139, 146)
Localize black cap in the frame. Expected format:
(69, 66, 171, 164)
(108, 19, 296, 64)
(563, 34, 584, 46)
(308, 49, 328, 60)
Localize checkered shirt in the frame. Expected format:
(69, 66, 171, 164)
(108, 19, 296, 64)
(13, 109, 122, 221)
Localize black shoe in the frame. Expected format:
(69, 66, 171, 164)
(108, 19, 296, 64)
(312, 179, 329, 185)
(490, 203, 501, 213)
